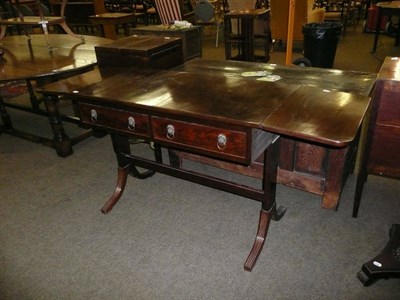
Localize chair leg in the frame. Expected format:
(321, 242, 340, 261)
(215, 23, 219, 47)
(342, 20, 349, 37)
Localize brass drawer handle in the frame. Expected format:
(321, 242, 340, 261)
(167, 124, 175, 139)
(217, 133, 227, 150)
(90, 109, 97, 123)
(128, 116, 135, 131)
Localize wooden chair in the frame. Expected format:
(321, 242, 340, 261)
(104, 0, 135, 12)
(193, 0, 223, 47)
(0, 0, 84, 45)
(323, 0, 356, 36)
(50, 0, 98, 34)
(133, 0, 157, 25)
(152, 0, 195, 25)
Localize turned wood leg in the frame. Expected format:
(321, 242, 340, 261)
(101, 164, 130, 214)
(244, 206, 273, 271)
(43, 94, 73, 157)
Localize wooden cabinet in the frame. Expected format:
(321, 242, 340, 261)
(353, 57, 400, 217)
(130, 25, 203, 62)
(94, 35, 184, 69)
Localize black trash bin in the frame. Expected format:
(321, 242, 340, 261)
(302, 22, 343, 68)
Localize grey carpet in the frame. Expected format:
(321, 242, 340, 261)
(1, 23, 400, 299)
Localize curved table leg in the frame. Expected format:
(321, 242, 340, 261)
(244, 137, 286, 271)
(243, 201, 288, 272)
(244, 208, 272, 271)
(101, 164, 130, 214)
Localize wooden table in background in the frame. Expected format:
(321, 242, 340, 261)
(371, 1, 400, 53)
(0, 34, 112, 156)
(224, 8, 270, 62)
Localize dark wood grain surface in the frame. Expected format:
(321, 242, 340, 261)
(0, 34, 113, 81)
(179, 58, 376, 95)
(37, 62, 371, 147)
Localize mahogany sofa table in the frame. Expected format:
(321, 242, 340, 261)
(0, 34, 112, 156)
(36, 61, 371, 271)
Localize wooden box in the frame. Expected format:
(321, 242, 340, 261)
(95, 35, 184, 69)
(366, 57, 400, 178)
(130, 25, 202, 62)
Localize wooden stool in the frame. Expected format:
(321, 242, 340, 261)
(224, 8, 270, 62)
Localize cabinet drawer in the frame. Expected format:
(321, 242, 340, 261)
(152, 117, 249, 163)
(79, 103, 150, 137)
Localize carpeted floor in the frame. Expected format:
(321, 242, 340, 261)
(1, 22, 400, 299)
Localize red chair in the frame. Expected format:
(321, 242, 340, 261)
(153, 0, 194, 25)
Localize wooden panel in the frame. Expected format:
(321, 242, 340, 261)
(277, 168, 324, 195)
(376, 81, 400, 126)
(278, 138, 295, 170)
(294, 142, 328, 176)
(368, 125, 400, 178)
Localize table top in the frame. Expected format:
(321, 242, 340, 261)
(376, 56, 400, 81)
(224, 8, 268, 18)
(179, 59, 376, 96)
(377, 1, 400, 9)
(36, 59, 372, 148)
(89, 12, 137, 20)
(0, 34, 112, 82)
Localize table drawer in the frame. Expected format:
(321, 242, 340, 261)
(152, 117, 248, 163)
(79, 103, 150, 137)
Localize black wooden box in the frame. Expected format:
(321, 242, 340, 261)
(95, 35, 184, 69)
(130, 25, 202, 62)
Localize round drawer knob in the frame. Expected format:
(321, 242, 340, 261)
(217, 133, 227, 150)
(167, 124, 175, 139)
(128, 116, 135, 131)
(90, 109, 97, 123)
